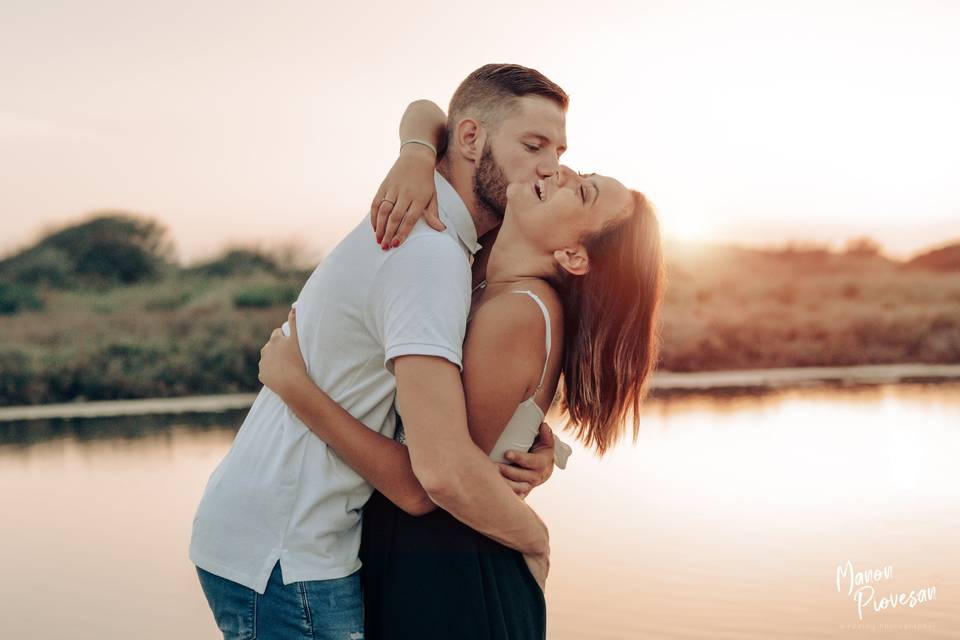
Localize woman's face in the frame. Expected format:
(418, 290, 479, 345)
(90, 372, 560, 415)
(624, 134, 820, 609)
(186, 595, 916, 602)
(503, 165, 633, 253)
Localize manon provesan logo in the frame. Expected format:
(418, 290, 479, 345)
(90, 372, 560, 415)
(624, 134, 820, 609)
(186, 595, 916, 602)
(835, 561, 937, 622)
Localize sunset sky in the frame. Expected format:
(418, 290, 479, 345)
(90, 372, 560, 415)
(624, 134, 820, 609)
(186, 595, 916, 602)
(1, 0, 957, 262)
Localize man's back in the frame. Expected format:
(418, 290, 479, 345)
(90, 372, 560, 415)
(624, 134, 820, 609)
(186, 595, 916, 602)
(190, 173, 477, 594)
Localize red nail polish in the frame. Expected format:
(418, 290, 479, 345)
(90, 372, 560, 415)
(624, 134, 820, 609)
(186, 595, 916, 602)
(392, 238, 400, 247)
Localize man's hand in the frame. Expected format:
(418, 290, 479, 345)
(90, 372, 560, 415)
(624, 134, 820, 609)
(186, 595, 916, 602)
(497, 422, 556, 498)
(523, 548, 550, 592)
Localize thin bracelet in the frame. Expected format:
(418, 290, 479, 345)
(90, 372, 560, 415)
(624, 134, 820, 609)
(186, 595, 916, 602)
(400, 139, 438, 156)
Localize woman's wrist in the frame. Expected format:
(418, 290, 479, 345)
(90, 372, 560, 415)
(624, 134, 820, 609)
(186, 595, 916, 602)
(398, 141, 436, 164)
(401, 138, 437, 156)
(274, 369, 313, 405)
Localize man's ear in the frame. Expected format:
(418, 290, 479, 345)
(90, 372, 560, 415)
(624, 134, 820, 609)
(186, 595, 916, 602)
(450, 117, 485, 162)
(553, 246, 589, 276)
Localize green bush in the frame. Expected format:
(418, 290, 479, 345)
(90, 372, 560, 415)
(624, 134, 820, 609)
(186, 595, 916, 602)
(233, 283, 299, 308)
(0, 282, 43, 315)
(0, 349, 41, 404)
(0, 247, 71, 287)
(0, 212, 172, 288)
(144, 288, 193, 311)
(0, 307, 280, 403)
(74, 239, 158, 284)
(189, 249, 281, 278)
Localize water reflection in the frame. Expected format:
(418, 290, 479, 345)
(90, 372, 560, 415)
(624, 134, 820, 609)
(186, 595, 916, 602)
(0, 409, 246, 450)
(537, 381, 960, 639)
(1, 381, 953, 448)
(648, 378, 960, 415)
(0, 382, 957, 639)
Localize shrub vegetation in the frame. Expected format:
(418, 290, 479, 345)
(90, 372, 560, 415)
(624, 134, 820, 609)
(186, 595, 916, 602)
(1, 214, 957, 405)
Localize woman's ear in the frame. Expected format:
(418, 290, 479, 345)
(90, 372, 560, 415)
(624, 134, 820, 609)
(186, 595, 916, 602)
(554, 246, 589, 276)
(451, 118, 485, 161)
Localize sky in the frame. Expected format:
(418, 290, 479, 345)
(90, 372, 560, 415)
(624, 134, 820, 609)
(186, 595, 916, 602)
(1, 0, 958, 262)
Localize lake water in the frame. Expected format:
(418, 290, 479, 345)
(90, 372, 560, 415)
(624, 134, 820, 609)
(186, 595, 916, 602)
(1, 382, 958, 639)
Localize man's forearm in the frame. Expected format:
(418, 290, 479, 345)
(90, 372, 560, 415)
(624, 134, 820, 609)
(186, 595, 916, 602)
(396, 357, 550, 556)
(281, 379, 437, 516)
(412, 441, 549, 556)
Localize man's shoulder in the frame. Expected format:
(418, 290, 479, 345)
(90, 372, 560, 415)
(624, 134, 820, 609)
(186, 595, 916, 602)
(371, 222, 472, 308)
(386, 220, 467, 266)
(404, 215, 461, 246)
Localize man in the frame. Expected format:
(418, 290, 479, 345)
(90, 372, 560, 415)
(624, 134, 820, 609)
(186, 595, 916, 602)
(190, 63, 570, 640)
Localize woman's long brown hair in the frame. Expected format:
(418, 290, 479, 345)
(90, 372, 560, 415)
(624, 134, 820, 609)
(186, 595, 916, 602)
(553, 190, 666, 455)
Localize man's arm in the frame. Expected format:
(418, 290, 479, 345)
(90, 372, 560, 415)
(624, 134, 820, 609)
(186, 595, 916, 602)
(259, 307, 554, 515)
(395, 355, 550, 557)
(276, 374, 551, 514)
(370, 235, 549, 585)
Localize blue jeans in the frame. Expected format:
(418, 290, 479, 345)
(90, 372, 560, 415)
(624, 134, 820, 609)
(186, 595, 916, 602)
(196, 562, 364, 640)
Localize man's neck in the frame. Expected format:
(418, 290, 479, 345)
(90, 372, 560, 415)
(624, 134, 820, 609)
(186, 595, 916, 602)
(437, 160, 501, 238)
(469, 226, 500, 290)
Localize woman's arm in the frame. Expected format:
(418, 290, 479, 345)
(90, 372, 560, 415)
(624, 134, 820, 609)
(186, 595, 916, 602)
(461, 293, 562, 493)
(399, 99, 447, 156)
(460, 294, 552, 454)
(370, 100, 449, 249)
(281, 378, 437, 515)
(259, 308, 436, 516)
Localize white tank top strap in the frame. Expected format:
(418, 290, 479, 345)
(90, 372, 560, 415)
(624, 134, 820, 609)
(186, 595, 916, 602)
(511, 290, 552, 391)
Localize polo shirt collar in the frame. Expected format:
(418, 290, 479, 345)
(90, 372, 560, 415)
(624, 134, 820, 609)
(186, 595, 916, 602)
(435, 171, 482, 256)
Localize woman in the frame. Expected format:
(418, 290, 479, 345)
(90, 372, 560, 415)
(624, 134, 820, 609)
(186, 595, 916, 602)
(258, 104, 665, 639)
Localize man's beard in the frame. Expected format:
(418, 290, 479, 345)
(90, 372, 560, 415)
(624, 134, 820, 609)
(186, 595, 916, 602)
(473, 142, 509, 222)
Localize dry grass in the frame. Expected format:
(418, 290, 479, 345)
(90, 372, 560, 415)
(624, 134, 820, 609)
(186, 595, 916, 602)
(658, 243, 960, 371)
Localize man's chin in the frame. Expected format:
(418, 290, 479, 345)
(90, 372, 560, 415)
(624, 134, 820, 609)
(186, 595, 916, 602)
(477, 193, 507, 221)
(490, 193, 508, 220)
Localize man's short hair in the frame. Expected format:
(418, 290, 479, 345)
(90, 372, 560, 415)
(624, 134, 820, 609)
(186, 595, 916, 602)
(444, 64, 569, 155)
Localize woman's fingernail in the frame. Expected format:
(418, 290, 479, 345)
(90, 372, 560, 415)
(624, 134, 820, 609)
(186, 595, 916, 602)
(505, 451, 516, 461)
(392, 238, 400, 247)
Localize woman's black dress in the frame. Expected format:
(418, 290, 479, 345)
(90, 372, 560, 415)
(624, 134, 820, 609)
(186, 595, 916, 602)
(359, 422, 546, 640)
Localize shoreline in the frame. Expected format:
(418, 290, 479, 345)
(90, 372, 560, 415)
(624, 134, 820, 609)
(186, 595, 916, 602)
(2, 362, 959, 423)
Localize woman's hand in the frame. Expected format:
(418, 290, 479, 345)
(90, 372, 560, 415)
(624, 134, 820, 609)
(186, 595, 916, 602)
(497, 422, 557, 498)
(258, 306, 309, 400)
(369, 144, 445, 250)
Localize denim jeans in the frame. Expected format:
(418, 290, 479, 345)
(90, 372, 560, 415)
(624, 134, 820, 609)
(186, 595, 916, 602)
(196, 562, 364, 640)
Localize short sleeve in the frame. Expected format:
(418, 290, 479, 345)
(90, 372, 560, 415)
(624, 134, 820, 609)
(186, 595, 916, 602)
(367, 234, 472, 375)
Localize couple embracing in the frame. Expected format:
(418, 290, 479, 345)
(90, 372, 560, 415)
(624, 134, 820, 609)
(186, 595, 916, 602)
(190, 63, 665, 640)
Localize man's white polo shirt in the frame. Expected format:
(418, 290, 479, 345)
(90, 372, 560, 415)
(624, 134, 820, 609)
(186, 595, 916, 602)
(189, 172, 480, 594)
